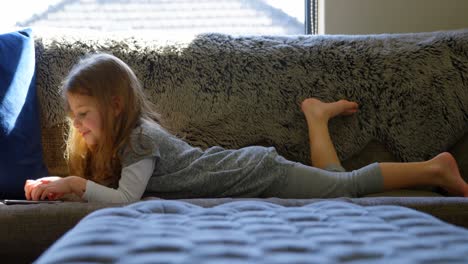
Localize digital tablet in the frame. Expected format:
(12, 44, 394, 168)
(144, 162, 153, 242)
(2, 199, 64, 205)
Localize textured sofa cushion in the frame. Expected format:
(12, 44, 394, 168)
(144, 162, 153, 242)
(1, 197, 468, 263)
(0, 28, 48, 198)
(35, 199, 468, 263)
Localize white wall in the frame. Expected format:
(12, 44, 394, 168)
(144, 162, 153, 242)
(319, 0, 468, 34)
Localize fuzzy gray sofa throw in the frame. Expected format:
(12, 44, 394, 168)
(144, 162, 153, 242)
(35, 29, 468, 166)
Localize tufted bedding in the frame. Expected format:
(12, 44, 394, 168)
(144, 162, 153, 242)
(35, 200, 468, 263)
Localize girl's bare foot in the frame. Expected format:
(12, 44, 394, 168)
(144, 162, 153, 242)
(301, 98, 359, 121)
(430, 152, 468, 197)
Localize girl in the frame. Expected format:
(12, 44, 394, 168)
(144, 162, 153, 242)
(25, 53, 468, 202)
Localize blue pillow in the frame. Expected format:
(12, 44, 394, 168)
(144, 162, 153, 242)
(0, 29, 48, 199)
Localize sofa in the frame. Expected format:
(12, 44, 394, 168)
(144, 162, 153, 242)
(1, 28, 468, 263)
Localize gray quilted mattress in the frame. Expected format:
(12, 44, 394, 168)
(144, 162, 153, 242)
(35, 200, 468, 264)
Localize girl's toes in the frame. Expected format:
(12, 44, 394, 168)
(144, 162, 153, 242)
(340, 101, 359, 115)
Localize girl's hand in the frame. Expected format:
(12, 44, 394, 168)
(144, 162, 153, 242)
(25, 177, 61, 200)
(24, 176, 70, 201)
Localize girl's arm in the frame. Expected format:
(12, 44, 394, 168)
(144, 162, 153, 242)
(67, 176, 87, 197)
(25, 158, 155, 203)
(82, 158, 156, 203)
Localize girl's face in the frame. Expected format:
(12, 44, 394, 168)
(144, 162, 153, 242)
(67, 93, 103, 147)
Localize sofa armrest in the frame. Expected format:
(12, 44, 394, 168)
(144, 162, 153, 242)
(0, 202, 128, 263)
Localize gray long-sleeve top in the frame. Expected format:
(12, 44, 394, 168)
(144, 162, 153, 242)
(83, 119, 289, 202)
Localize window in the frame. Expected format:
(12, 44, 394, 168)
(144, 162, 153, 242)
(1, 0, 316, 36)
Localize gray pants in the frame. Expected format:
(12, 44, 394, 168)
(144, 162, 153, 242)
(264, 156, 384, 198)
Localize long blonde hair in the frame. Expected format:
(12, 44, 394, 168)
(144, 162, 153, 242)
(61, 53, 162, 187)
